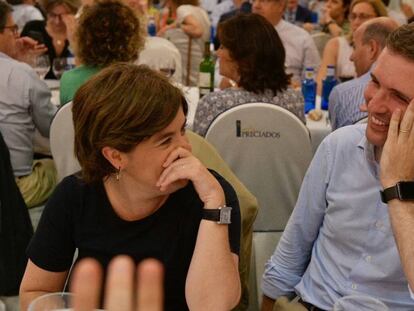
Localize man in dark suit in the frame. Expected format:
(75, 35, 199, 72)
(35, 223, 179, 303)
(284, 0, 315, 24)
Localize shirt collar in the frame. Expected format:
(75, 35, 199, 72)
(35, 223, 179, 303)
(357, 126, 380, 175)
(0, 52, 12, 60)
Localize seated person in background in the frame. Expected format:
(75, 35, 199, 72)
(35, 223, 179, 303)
(21, 0, 80, 79)
(19, 63, 241, 311)
(261, 23, 414, 311)
(0, 1, 57, 208)
(318, 0, 351, 36)
(59, 0, 144, 106)
(193, 13, 305, 137)
(316, 0, 387, 94)
(252, 0, 320, 84)
(329, 17, 397, 130)
(6, 0, 44, 32)
(284, 0, 315, 25)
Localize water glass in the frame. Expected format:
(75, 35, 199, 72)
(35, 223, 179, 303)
(53, 57, 68, 79)
(33, 55, 50, 79)
(333, 295, 389, 311)
(28, 292, 74, 311)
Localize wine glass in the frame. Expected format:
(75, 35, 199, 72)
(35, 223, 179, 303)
(32, 55, 50, 80)
(158, 58, 176, 79)
(52, 57, 68, 79)
(28, 292, 74, 311)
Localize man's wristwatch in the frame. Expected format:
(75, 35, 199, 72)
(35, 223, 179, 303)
(202, 205, 232, 224)
(380, 181, 414, 203)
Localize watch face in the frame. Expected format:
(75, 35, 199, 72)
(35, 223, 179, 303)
(398, 182, 414, 200)
(219, 206, 232, 224)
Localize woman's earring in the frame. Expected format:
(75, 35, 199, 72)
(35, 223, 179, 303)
(116, 166, 121, 181)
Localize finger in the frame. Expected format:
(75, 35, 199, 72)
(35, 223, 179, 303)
(387, 108, 402, 142)
(71, 258, 103, 311)
(104, 256, 135, 311)
(162, 147, 192, 168)
(157, 158, 192, 189)
(136, 259, 164, 311)
(399, 99, 414, 137)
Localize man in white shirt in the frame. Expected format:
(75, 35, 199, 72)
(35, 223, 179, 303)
(252, 0, 320, 82)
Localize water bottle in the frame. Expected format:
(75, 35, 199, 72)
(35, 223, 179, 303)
(321, 65, 337, 110)
(302, 67, 316, 114)
(147, 17, 156, 37)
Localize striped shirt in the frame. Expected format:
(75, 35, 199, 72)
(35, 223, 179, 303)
(328, 70, 370, 130)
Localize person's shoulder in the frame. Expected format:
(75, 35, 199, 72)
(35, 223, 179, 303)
(326, 123, 366, 148)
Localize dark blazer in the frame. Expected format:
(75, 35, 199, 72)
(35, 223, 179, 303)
(295, 5, 315, 23)
(0, 132, 33, 295)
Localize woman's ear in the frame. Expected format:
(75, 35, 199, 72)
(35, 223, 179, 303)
(102, 146, 124, 170)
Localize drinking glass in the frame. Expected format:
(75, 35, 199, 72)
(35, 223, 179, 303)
(33, 55, 50, 79)
(333, 295, 389, 311)
(158, 58, 176, 79)
(28, 292, 74, 311)
(53, 57, 68, 79)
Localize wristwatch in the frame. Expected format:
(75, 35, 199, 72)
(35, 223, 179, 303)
(380, 181, 414, 203)
(202, 206, 232, 224)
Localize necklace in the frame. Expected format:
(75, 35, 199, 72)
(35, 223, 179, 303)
(56, 39, 63, 46)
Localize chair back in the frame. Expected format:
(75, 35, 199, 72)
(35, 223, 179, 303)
(137, 36, 183, 84)
(50, 102, 80, 182)
(163, 28, 203, 86)
(205, 103, 312, 232)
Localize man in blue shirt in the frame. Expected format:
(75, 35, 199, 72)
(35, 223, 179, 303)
(328, 17, 398, 130)
(262, 23, 414, 310)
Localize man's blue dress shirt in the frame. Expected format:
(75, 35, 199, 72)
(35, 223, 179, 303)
(262, 124, 414, 310)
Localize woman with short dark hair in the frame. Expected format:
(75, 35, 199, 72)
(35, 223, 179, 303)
(59, 0, 144, 105)
(193, 13, 305, 137)
(19, 63, 241, 311)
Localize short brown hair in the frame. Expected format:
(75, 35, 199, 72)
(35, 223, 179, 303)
(41, 0, 80, 14)
(75, 0, 144, 67)
(0, 1, 12, 30)
(350, 0, 388, 18)
(170, 0, 199, 7)
(72, 63, 188, 183)
(386, 23, 414, 63)
(218, 13, 290, 95)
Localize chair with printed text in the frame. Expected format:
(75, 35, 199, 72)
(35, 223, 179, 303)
(205, 103, 313, 309)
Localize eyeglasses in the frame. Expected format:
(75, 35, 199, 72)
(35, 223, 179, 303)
(348, 13, 376, 21)
(2, 24, 18, 35)
(48, 12, 65, 20)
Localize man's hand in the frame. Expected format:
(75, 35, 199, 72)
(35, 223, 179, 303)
(15, 36, 47, 64)
(380, 98, 414, 188)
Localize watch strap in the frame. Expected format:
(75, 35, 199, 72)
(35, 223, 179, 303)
(202, 206, 232, 224)
(380, 185, 399, 203)
(381, 181, 414, 203)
